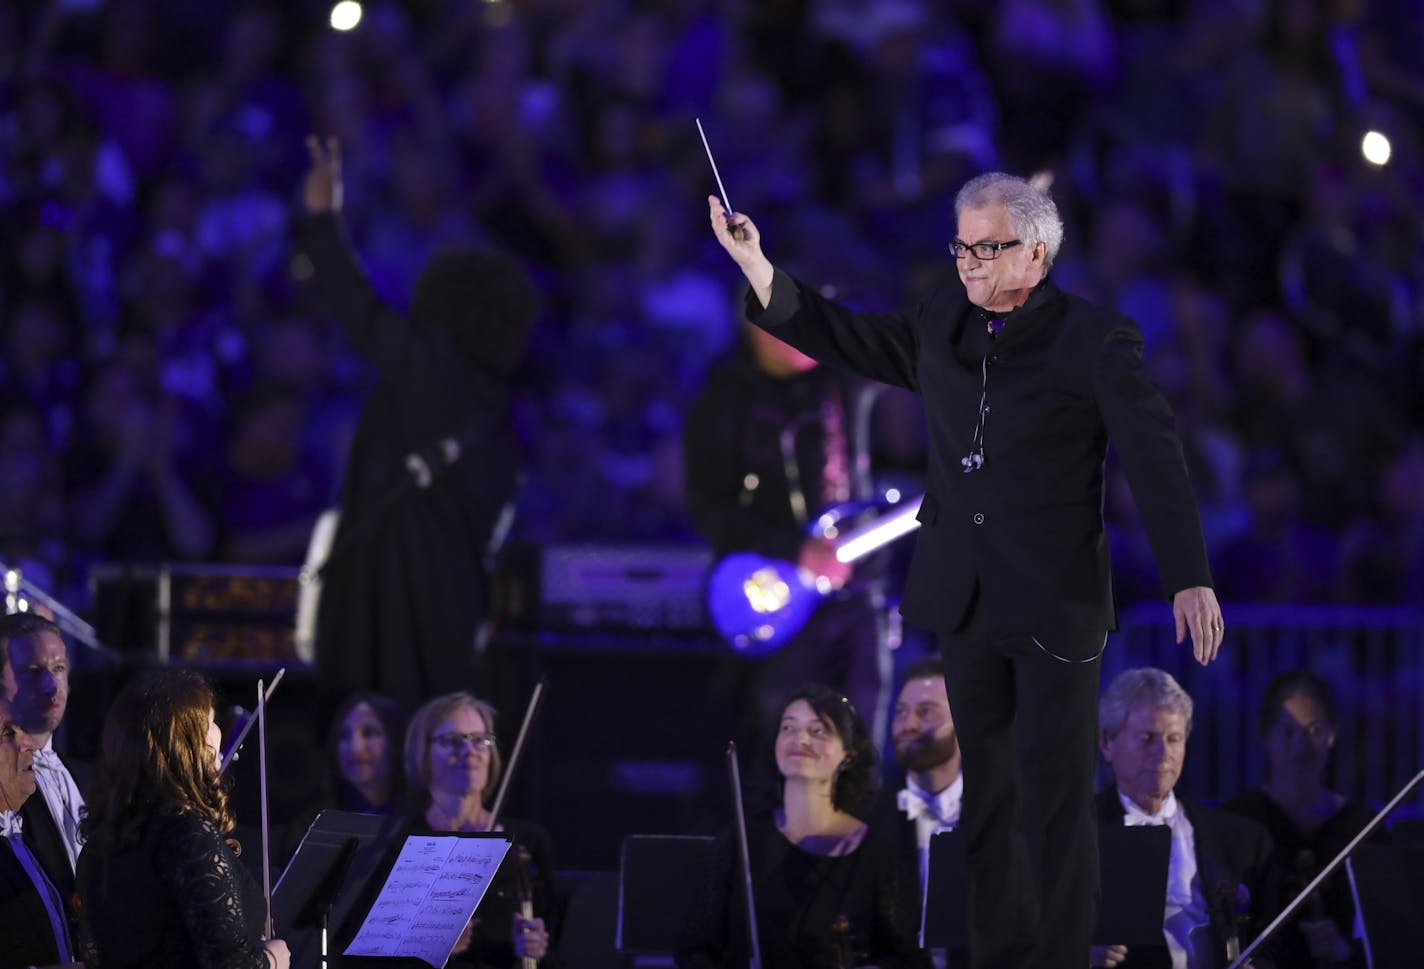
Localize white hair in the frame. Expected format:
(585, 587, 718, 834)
(955, 172, 1065, 269)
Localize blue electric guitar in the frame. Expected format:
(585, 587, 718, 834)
(706, 493, 923, 655)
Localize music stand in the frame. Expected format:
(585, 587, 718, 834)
(921, 825, 1171, 951)
(272, 810, 412, 969)
(616, 834, 715, 958)
(1347, 842, 1424, 969)
(1094, 825, 1172, 945)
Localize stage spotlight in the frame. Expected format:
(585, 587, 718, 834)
(330, 1, 362, 31)
(1361, 129, 1391, 167)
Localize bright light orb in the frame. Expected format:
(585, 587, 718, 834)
(1361, 130, 1391, 167)
(330, 1, 363, 31)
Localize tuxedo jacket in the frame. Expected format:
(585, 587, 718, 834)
(20, 784, 75, 909)
(0, 837, 66, 968)
(870, 777, 922, 881)
(751, 270, 1213, 635)
(1095, 788, 1276, 969)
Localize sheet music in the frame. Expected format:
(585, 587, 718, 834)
(344, 835, 510, 967)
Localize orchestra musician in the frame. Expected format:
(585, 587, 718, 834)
(75, 670, 290, 969)
(677, 683, 928, 969)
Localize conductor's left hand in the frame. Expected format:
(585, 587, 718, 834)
(1173, 585, 1223, 666)
(513, 913, 549, 959)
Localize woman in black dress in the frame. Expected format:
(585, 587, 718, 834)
(1225, 669, 1381, 967)
(76, 670, 290, 969)
(678, 683, 929, 969)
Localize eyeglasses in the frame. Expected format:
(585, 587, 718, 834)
(430, 732, 497, 754)
(950, 239, 1021, 261)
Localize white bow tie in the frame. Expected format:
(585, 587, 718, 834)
(898, 785, 958, 827)
(1123, 795, 1178, 827)
(0, 811, 22, 837)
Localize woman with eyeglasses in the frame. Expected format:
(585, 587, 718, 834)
(678, 683, 929, 969)
(403, 691, 556, 968)
(1224, 670, 1384, 967)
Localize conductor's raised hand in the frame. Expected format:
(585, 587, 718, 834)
(708, 195, 775, 307)
(1172, 585, 1224, 666)
(303, 134, 343, 215)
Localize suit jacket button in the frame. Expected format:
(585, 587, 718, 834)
(973, 513, 985, 525)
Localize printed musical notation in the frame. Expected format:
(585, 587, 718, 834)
(345, 835, 510, 967)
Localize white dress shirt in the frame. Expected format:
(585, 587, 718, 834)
(32, 737, 85, 873)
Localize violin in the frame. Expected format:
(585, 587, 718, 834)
(1213, 880, 1251, 964)
(831, 913, 854, 969)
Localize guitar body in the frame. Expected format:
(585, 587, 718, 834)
(705, 552, 821, 656)
(705, 493, 924, 655)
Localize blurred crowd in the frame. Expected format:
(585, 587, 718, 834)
(1, 0, 1422, 612)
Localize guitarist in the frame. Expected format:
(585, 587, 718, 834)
(685, 305, 897, 755)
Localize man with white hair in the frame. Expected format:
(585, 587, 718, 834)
(1094, 667, 1274, 969)
(709, 171, 1224, 969)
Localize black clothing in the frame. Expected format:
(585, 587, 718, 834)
(676, 811, 929, 969)
(0, 835, 69, 969)
(750, 268, 1213, 969)
(749, 269, 1213, 635)
(868, 771, 921, 877)
(302, 213, 523, 711)
(938, 618, 1106, 969)
(1223, 789, 1379, 968)
(684, 342, 886, 735)
(19, 791, 74, 918)
(76, 809, 269, 969)
(1095, 788, 1276, 969)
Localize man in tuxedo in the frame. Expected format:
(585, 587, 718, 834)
(709, 171, 1224, 969)
(1093, 668, 1274, 969)
(0, 613, 83, 922)
(0, 691, 76, 967)
(883, 655, 963, 883)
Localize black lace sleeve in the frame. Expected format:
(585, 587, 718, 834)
(156, 812, 270, 969)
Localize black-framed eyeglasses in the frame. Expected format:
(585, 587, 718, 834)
(950, 239, 1022, 261)
(429, 732, 497, 754)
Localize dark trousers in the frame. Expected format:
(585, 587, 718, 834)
(937, 606, 1105, 969)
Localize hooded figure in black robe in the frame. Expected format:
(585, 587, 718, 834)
(299, 141, 536, 710)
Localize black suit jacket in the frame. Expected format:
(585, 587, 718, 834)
(19, 790, 74, 909)
(1095, 788, 1276, 969)
(0, 837, 66, 968)
(870, 776, 923, 881)
(751, 270, 1213, 634)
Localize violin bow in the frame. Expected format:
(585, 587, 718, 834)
(257, 678, 274, 938)
(727, 742, 763, 969)
(218, 668, 285, 776)
(486, 677, 549, 832)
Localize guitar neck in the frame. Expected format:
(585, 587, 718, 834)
(833, 496, 923, 564)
